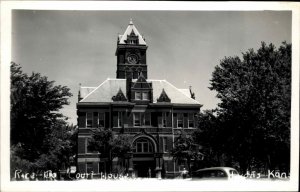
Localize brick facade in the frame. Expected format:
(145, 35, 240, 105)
(77, 20, 201, 178)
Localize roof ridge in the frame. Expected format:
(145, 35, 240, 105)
(104, 78, 125, 81)
(81, 86, 97, 88)
(147, 79, 166, 82)
(80, 79, 109, 102)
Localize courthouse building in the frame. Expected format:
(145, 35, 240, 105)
(77, 20, 202, 178)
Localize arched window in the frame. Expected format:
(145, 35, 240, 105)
(133, 138, 154, 153)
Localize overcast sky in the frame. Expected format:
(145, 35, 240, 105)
(12, 10, 291, 125)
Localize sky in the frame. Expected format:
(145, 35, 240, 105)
(12, 10, 292, 125)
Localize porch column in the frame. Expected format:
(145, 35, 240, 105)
(154, 153, 163, 179)
(126, 152, 134, 177)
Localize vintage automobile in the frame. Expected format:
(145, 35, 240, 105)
(191, 167, 245, 180)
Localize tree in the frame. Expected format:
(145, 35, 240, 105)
(193, 110, 224, 168)
(88, 128, 132, 173)
(171, 130, 201, 173)
(110, 134, 132, 160)
(209, 42, 291, 173)
(10, 62, 74, 174)
(110, 134, 132, 174)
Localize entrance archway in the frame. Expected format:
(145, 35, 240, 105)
(132, 136, 156, 178)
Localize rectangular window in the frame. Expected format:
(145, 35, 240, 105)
(143, 142, 149, 152)
(86, 112, 93, 128)
(177, 113, 183, 128)
(162, 112, 167, 127)
(86, 138, 92, 153)
(98, 113, 105, 128)
(134, 112, 151, 127)
(86, 162, 93, 173)
(163, 137, 167, 152)
(137, 142, 142, 152)
(142, 92, 149, 100)
(188, 113, 195, 128)
(134, 113, 141, 126)
(118, 112, 123, 127)
(145, 112, 151, 126)
(135, 92, 141, 100)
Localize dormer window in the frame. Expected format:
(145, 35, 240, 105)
(135, 91, 149, 101)
(142, 92, 149, 100)
(135, 92, 141, 100)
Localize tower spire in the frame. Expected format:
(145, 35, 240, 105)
(116, 20, 148, 79)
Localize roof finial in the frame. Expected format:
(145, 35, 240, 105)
(129, 18, 133, 25)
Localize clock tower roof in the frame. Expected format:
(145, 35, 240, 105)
(118, 19, 146, 45)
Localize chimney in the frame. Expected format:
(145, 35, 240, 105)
(189, 86, 195, 100)
(78, 83, 82, 102)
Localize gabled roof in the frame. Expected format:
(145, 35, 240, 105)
(132, 73, 152, 89)
(157, 89, 171, 103)
(118, 19, 146, 45)
(112, 88, 127, 102)
(80, 79, 201, 105)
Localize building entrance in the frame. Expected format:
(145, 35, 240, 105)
(133, 160, 155, 178)
(132, 137, 156, 178)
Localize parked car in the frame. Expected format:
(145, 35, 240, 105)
(191, 167, 245, 181)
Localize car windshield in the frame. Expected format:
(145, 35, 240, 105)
(229, 169, 239, 176)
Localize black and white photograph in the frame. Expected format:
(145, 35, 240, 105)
(1, 1, 299, 192)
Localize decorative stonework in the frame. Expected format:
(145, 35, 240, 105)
(157, 89, 171, 102)
(112, 88, 127, 102)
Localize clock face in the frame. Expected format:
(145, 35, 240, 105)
(127, 54, 138, 64)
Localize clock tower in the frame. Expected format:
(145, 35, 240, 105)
(115, 19, 148, 79)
